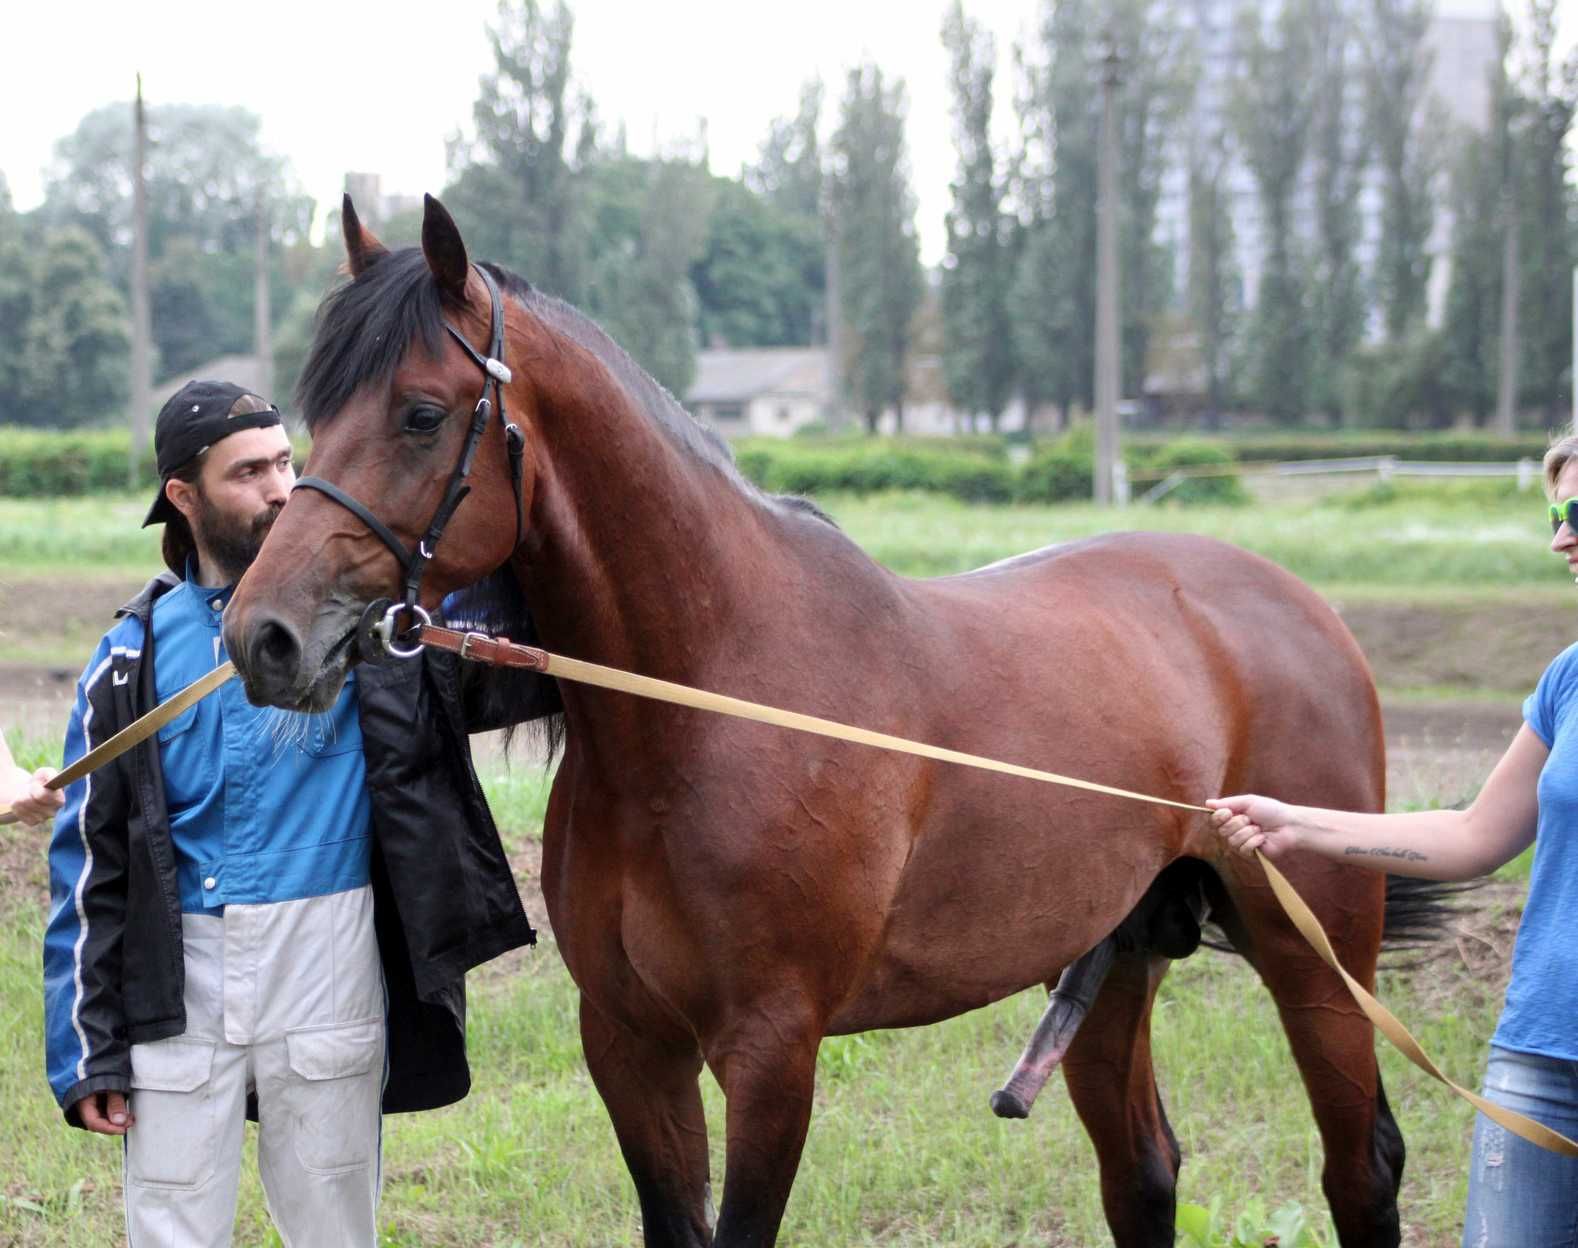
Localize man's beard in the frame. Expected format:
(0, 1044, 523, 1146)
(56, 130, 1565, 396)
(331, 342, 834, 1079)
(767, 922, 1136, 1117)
(192, 493, 283, 586)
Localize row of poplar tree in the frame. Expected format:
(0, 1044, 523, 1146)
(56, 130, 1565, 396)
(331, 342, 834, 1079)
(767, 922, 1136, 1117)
(0, 0, 1573, 431)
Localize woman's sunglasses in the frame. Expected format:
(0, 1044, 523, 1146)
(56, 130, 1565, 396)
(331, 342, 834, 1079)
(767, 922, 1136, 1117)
(1551, 499, 1578, 534)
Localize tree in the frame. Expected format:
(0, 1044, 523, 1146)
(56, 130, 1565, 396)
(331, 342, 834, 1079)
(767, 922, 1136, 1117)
(829, 65, 924, 433)
(749, 81, 825, 224)
(1231, 0, 1316, 423)
(10, 227, 131, 427)
(450, 0, 582, 301)
(1112, 0, 1190, 401)
(939, 0, 1015, 430)
(691, 178, 824, 348)
(44, 102, 307, 267)
(1186, 134, 1239, 428)
(1362, 0, 1439, 342)
(1010, 0, 1098, 419)
(41, 101, 310, 384)
(1307, 0, 1369, 421)
(586, 154, 715, 396)
(1514, 0, 1577, 423)
(1442, 17, 1514, 426)
(1008, 0, 1182, 418)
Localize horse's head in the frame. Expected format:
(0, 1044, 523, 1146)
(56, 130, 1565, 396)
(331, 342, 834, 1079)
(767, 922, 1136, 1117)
(225, 194, 540, 710)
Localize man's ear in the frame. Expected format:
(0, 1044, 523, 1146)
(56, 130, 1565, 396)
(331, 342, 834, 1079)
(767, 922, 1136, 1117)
(164, 476, 199, 524)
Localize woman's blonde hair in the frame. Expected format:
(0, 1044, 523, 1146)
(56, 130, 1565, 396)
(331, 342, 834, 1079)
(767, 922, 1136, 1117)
(1544, 435, 1578, 497)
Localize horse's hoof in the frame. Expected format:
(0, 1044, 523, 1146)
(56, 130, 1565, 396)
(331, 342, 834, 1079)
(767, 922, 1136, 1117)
(990, 1089, 1030, 1119)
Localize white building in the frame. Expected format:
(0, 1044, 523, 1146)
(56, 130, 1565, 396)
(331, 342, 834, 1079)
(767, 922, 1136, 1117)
(686, 348, 831, 436)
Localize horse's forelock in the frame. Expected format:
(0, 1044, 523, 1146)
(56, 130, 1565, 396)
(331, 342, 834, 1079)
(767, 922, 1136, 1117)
(296, 246, 452, 433)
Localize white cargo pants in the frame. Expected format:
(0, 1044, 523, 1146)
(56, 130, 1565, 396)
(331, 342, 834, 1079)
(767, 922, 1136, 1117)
(123, 886, 385, 1247)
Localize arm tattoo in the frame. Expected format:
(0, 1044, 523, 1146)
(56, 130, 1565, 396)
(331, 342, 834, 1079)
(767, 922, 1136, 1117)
(1344, 846, 1428, 863)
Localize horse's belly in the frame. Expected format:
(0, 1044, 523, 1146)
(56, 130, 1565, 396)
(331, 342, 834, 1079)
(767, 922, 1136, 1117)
(826, 792, 1173, 1033)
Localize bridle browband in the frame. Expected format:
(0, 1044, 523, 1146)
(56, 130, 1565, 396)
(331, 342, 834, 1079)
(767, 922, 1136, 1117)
(293, 263, 527, 657)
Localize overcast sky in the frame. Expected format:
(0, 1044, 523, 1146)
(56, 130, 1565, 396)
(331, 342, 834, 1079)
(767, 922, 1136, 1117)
(0, 0, 1546, 267)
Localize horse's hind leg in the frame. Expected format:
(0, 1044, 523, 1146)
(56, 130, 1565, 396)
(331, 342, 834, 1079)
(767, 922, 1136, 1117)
(1061, 952, 1181, 1247)
(1219, 866, 1403, 1248)
(580, 996, 714, 1247)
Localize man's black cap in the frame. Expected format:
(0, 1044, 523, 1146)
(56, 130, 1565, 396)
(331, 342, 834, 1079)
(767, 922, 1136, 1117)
(143, 380, 283, 527)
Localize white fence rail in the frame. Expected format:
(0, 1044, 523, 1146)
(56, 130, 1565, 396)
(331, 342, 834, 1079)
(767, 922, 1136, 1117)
(1138, 456, 1541, 504)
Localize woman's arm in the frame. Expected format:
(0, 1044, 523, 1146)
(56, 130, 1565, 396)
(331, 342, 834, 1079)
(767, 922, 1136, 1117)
(1209, 722, 1547, 882)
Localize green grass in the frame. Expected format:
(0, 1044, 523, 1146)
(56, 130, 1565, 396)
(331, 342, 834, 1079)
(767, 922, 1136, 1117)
(819, 490, 1561, 589)
(0, 485, 1565, 590)
(0, 496, 163, 576)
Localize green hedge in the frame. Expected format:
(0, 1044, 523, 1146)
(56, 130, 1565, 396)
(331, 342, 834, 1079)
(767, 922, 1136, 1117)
(0, 427, 316, 498)
(0, 424, 1550, 504)
(735, 438, 1016, 504)
(0, 428, 159, 496)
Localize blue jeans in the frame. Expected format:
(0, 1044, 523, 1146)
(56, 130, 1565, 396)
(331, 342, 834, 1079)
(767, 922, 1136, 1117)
(1462, 1046, 1578, 1248)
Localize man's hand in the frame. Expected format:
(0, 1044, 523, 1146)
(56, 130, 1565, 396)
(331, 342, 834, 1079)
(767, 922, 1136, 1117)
(77, 1090, 134, 1135)
(2, 766, 62, 826)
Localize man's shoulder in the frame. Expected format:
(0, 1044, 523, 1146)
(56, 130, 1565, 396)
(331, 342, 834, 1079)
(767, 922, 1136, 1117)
(122, 570, 183, 624)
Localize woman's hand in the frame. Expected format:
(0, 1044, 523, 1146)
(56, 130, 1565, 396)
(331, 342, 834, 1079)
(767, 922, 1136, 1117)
(1206, 794, 1302, 859)
(2, 766, 62, 826)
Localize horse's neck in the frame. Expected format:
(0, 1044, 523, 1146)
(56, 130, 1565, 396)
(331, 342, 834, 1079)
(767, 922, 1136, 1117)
(520, 370, 774, 678)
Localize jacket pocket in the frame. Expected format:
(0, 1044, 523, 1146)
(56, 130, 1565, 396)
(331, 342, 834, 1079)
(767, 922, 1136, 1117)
(155, 704, 199, 743)
(126, 1038, 220, 1189)
(282, 1018, 384, 1174)
(301, 711, 360, 757)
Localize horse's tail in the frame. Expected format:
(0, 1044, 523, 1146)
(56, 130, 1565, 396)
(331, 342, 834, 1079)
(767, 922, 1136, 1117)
(1378, 873, 1479, 965)
(1198, 867, 1476, 964)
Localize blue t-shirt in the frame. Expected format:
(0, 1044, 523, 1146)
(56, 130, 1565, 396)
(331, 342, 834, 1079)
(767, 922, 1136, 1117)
(1493, 641, 1578, 1060)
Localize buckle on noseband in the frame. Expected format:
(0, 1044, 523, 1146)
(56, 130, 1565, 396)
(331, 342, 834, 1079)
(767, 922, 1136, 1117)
(374, 602, 432, 659)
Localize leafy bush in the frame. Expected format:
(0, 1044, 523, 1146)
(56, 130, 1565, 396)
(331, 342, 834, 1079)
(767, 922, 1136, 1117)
(733, 437, 1014, 503)
(0, 428, 158, 496)
(1177, 1197, 1327, 1248)
(1017, 425, 1095, 503)
(0, 427, 311, 498)
(1132, 438, 1248, 505)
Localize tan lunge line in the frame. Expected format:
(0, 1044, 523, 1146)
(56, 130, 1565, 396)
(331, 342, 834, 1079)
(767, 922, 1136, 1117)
(7, 637, 1570, 1155)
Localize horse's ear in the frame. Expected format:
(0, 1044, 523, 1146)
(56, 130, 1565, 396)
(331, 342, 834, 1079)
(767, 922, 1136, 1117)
(421, 194, 470, 299)
(341, 194, 388, 277)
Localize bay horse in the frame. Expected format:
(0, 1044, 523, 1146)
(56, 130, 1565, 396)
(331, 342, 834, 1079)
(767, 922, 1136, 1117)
(226, 194, 1409, 1247)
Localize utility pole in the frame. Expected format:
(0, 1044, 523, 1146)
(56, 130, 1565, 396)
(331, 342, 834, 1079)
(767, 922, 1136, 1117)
(129, 74, 152, 489)
(1093, 33, 1123, 505)
(255, 190, 272, 401)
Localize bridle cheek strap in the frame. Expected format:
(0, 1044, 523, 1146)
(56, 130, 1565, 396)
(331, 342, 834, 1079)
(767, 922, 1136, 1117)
(292, 263, 525, 635)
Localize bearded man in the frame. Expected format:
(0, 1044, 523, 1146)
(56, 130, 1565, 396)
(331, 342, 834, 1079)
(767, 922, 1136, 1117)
(43, 380, 536, 1246)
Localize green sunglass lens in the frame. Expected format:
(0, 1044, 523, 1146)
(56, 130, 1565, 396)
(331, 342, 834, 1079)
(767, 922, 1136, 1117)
(1553, 501, 1578, 534)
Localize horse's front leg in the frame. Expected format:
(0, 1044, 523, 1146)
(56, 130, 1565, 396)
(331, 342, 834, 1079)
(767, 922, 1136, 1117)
(704, 993, 822, 1248)
(580, 995, 714, 1248)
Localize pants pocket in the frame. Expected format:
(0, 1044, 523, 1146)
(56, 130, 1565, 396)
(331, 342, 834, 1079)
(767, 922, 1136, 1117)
(126, 1038, 219, 1190)
(282, 1017, 384, 1174)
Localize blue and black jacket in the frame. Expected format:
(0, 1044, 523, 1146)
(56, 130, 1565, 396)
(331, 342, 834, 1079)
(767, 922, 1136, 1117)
(43, 571, 543, 1126)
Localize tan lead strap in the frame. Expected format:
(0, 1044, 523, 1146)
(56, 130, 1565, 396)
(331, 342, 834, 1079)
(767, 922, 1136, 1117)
(0, 662, 236, 826)
(9, 621, 1575, 1157)
(420, 622, 1578, 1157)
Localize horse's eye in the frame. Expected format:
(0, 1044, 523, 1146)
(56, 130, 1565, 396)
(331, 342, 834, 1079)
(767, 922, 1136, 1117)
(403, 406, 447, 436)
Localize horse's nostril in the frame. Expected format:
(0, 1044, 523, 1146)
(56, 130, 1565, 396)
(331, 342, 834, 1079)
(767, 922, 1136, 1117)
(249, 617, 302, 683)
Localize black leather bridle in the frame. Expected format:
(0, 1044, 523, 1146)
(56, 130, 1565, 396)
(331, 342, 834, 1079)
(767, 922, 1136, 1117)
(293, 263, 527, 658)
